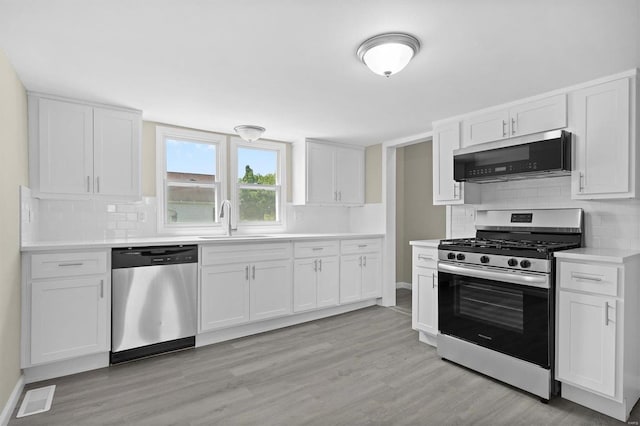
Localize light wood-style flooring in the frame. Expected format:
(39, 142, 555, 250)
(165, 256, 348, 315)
(11, 298, 635, 425)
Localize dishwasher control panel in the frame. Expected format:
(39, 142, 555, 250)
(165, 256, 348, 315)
(112, 245, 198, 268)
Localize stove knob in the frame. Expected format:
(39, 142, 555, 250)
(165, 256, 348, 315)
(447, 252, 456, 260)
(480, 256, 490, 264)
(520, 260, 531, 268)
(508, 258, 518, 267)
(456, 253, 466, 261)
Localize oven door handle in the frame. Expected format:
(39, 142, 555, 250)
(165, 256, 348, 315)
(438, 262, 550, 289)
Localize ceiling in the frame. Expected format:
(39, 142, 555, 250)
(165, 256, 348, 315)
(1, 0, 639, 146)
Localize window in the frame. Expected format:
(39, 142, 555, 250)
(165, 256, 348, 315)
(156, 127, 226, 232)
(231, 137, 286, 228)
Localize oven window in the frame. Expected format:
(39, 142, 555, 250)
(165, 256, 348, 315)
(457, 281, 523, 333)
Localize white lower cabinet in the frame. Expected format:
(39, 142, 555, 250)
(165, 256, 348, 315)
(410, 243, 439, 346)
(339, 239, 382, 303)
(557, 291, 617, 397)
(555, 251, 640, 422)
(250, 260, 292, 321)
(293, 256, 339, 312)
(22, 250, 110, 368)
(199, 242, 293, 332)
(200, 263, 250, 331)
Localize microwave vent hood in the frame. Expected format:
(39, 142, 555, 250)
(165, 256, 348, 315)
(453, 130, 572, 183)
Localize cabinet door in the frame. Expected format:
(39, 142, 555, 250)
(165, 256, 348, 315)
(570, 78, 632, 198)
(293, 258, 317, 312)
(306, 142, 336, 203)
(510, 94, 566, 138)
(250, 260, 292, 321)
(433, 122, 463, 204)
(200, 264, 250, 331)
(557, 291, 617, 397)
(415, 267, 438, 335)
(93, 108, 141, 198)
(335, 146, 364, 204)
(316, 256, 339, 308)
(340, 254, 362, 303)
(38, 98, 94, 195)
(361, 253, 382, 299)
(31, 276, 108, 365)
(462, 109, 509, 146)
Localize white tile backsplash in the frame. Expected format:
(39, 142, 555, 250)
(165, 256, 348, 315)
(450, 176, 640, 250)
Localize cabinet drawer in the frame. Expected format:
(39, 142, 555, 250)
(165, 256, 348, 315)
(31, 251, 108, 279)
(413, 247, 438, 269)
(294, 240, 339, 258)
(341, 238, 381, 255)
(201, 242, 292, 266)
(559, 261, 619, 296)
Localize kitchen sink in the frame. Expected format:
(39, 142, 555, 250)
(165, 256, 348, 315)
(197, 234, 272, 240)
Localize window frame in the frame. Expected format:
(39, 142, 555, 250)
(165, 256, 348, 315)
(156, 126, 227, 234)
(230, 136, 286, 231)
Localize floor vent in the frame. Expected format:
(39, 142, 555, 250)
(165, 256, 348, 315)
(16, 385, 55, 418)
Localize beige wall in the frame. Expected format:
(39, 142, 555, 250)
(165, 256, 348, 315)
(396, 141, 446, 283)
(0, 50, 28, 411)
(365, 144, 382, 203)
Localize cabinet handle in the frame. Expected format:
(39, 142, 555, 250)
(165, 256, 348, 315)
(319, 259, 322, 272)
(338, 191, 342, 201)
(502, 120, 507, 137)
(511, 117, 516, 135)
(432, 272, 436, 289)
(314, 259, 318, 272)
(578, 172, 584, 192)
(96, 176, 100, 193)
(252, 265, 256, 280)
(312, 247, 323, 251)
(245, 266, 249, 280)
(358, 244, 368, 248)
(604, 301, 610, 326)
(571, 273, 602, 282)
(100, 279, 104, 298)
(363, 255, 367, 267)
(418, 254, 433, 261)
(87, 176, 90, 192)
(359, 256, 362, 267)
(58, 262, 83, 267)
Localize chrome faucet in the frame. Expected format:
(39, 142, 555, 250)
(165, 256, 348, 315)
(219, 200, 236, 236)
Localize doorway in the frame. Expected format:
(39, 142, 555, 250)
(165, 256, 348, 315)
(394, 141, 446, 314)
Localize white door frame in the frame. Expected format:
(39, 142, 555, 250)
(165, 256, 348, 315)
(380, 130, 438, 307)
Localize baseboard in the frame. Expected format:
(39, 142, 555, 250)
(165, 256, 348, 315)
(0, 374, 24, 426)
(23, 353, 109, 384)
(396, 282, 412, 290)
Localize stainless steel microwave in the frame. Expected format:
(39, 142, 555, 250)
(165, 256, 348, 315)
(453, 130, 572, 183)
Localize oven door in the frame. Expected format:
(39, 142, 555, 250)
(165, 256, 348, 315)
(438, 262, 551, 368)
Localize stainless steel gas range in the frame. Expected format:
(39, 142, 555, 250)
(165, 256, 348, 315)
(436, 208, 583, 401)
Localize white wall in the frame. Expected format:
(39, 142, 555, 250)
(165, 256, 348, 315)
(450, 176, 640, 250)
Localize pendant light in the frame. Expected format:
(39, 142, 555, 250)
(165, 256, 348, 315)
(357, 33, 420, 77)
(234, 125, 266, 142)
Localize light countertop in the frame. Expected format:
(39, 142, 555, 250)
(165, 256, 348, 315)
(409, 239, 441, 248)
(555, 247, 640, 263)
(21, 233, 385, 252)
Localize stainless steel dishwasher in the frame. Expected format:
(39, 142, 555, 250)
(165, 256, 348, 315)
(111, 245, 197, 364)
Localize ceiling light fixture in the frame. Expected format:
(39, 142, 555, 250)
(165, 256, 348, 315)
(357, 32, 420, 78)
(234, 125, 266, 142)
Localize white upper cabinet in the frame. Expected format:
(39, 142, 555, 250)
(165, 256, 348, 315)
(37, 99, 94, 195)
(294, 139, 365, 205)
(29, 94, 142, 199)
(462, 94, 567, 147)
(569, 77, 636, 199)
(433, 121, 477, 205)
(93, 108, 141, 197)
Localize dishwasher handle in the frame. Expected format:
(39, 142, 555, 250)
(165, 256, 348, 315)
(112, 245, 198, 268)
